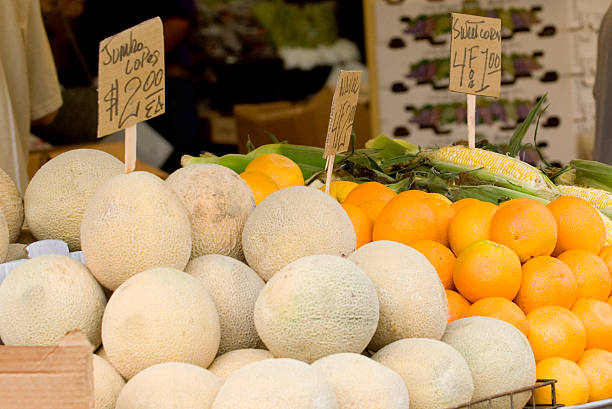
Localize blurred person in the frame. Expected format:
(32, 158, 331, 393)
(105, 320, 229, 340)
(594, 2, 612, 164)
(77, 0, 201, 172)
(0, 0, 63, 192)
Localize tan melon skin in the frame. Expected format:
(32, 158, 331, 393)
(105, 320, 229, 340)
(24, 149, 123, 251)
(208, 348, 274, 380)
(242, 186, 356, 281)
(93, 354, 125, 409)
(116, 362, 223, 409)
(81, 171, 192, 291)
(0, 167, 23, 243)
(101, 267, 220, 380)
(185, 254, 264, 355)
(166, 164, 255, 260)
(4, 243, 26, 262)
(349, 240, 449, 350)
(0, 254, 106, 347)
(212, 358, 339, 409)
(0, 212, 8, 262)
(373, 338, 474, 409)
(311, 352, 410, 409)
(442, 317, 537, 409)
(254, 255, 379, 363)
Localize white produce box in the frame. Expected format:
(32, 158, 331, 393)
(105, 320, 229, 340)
(0, 240, 85, 285)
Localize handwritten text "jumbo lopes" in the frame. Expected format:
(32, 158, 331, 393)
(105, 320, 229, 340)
(100, 30, 160, 76)
(452, 19, 501, 42)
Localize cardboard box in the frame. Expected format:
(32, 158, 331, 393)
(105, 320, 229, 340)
(0, 331, 94, 409)
(234, 87, 371, 154)
(28, 141, 169, 180)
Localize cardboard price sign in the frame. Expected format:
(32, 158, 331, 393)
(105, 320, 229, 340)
(97, 17, 165, 137)
(324, 70, 362, 158)
(449, 13, 502, 98)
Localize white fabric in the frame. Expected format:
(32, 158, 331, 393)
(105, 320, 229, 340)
(0, 0, 62, 192)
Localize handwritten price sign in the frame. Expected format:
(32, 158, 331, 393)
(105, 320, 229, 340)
(449, 13, 502, 98)
(324, 70, 362, 158)
(97, 17, 165, 137)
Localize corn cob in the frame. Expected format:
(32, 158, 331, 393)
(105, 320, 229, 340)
(571, 159, 612, 193)
(557, 185, 612, 209)
(423, 145, 559, 200)
(181, 143, 333, 179)
(598, 211, 612, 246)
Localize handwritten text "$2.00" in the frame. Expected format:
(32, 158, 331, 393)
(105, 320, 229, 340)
(101, 30, 164, 129)
(451, 18, 501, 94)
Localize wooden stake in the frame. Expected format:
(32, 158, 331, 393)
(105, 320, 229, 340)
(467, 94, 476, 149)
(324, 155, 334, 194)
(125, 125, 137, 173)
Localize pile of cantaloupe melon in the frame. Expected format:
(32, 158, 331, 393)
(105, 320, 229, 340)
(0, 150, 540, 409)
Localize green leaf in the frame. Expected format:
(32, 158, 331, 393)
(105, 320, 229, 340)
(507, 94, 547, 157)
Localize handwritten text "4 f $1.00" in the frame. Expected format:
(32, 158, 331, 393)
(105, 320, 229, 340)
(451, 19, 501, 94)
(101, 30, 164, 129)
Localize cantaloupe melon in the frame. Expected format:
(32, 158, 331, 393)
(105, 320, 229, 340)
(348, 240, 448, 350)
(116, 362, 222, 409)
(81, 171, 192, 290)
(372, 338, 474, 409)
(0, 167, 23, 243)
(185, 255, 264, 354)
(4, 243, 26, 262)
(166, 164, 254, 260)
(311, 353, 410, 409)
(0, 255, 106, 346)
(24, 149, 123, 251)
(211, 358, 338, 409)
(0, 212, 8, 262)
(242, 187, 356, 281)
(96, 345, 109, 361)
(208, 348, 274, 380)
(93, 354, 125, 409)
(254, 255, 379, 363)
(442, 317, 536, 409)
(101, 267, 220, 379)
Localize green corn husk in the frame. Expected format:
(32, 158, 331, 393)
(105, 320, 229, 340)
(181, 143, 335, 179)
(365, 135, 419, 161)
(571, 159, 612, 193)
(446, 185, 551, 205)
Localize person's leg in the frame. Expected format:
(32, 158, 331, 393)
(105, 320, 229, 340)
(148, 76, 202, 173)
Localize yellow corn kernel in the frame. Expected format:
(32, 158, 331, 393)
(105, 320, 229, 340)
(431, 146, 541, 184)
(557, 185, 612, 209)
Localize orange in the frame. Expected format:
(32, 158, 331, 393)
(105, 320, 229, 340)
(244, 154, 304, 189)
(547, 196, 605, 255)
(466, 297, 529, 336)
(609, 295, 612, 307)
(319, 181, 358, 203)
(450, 198, 480, 212)
(446, 289, 471, 323)
(427, 193, 452, 205)
(341, 203, 372, 249)
(515, 256, 577, 314)
(344, 182, 396, 206)
(448, 201, 498, 257)
(240, 171, 279, 205)
(411, 240, 456, 289)
(599, 245, 612, 277)
(420, 195, 456, 247)
(526, 306, 586, 362)
(358, 199, 388, 224)
(534, 357, 590, 406)
(489, 198, 557, 263)
(557, 250, 612, 301)
(372, 195, 437, 245)
(453, 240, 522, 303)
(571, 298, 612, 352)
(578, 349, 612, 402)
(397, 189, 429, 201)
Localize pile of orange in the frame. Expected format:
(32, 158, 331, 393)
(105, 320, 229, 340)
(239, 154, 305, 205)
(322, 183, 612, 404)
